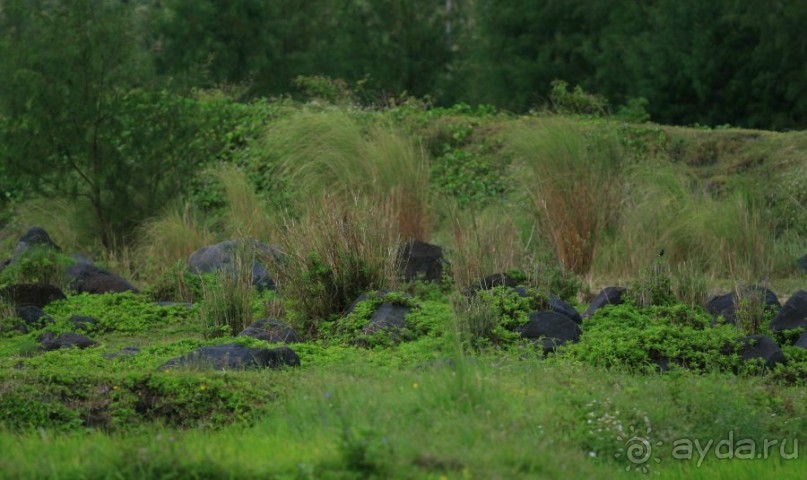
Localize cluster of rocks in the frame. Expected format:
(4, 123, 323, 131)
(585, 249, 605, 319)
(0, 227, 138, 350)
(184, 238, 446, 293)
(0, 227, 316, 370)
(703, 287, 807, 367)
(574, 285, 807, 369)
(1, 227, 138, 295)
(456, 275, 807, 370)
(5, 226, 805, 374)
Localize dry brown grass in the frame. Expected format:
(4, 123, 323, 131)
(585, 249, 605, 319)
(444, 205, 531, 290)
(136, 202, 215, 282)
(507, 117, 622, 275)
(267, 193, 401, 334)
(270, 111, 431, 241)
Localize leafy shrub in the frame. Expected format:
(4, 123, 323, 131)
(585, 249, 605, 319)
(628, 258, 675, 308)
(561, 303, 745, 372)
(547, 80, 608, 117)
(0, 382, 84, 431)
(427, 119, 510, 208)
(132, 371, 276, 427)
(293, 75, 358, 106)
(44, 292, 193, 334)
(0, 246, 74, 289)
(615, 97, 651, 123)
(453, 286, 548, 348)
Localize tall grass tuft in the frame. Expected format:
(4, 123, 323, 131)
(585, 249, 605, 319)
(198, 244, 256, 337)
(733, 283, 775, 336)
(268, 194, 401, 335)
(597, 162, 773, 279)
(671, 261, 710, 308)
(450, 293, 499, 349)
(444, 204, 530, 291)
(137, 202, 214, 281)
(269, 111, 431, 241)
(0, 297, 15, 333)
(14, 198, 94, 254)
(213, 164, 276, 241)
(507, 118, 622, 275)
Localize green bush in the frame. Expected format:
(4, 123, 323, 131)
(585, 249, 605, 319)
(0, 247, 74, 289)
(44, 292, 194, 334)
(561, 303, 750, 372)
(547, 80, 608, 117)
(452, 286, 548, 348)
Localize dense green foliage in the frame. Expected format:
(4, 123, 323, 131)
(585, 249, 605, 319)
(0, 2, 806, 477)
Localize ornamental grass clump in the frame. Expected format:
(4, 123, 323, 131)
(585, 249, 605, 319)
(268, 194, 401, 336)
(270, 111, 431, 241)
(508, 118, 622, 275)
(198, 244, 256, 337)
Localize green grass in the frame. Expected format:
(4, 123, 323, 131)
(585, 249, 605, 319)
(2, 288, 807, 477)
(2, 104, 807, 478)
(1, 358, 805, 478)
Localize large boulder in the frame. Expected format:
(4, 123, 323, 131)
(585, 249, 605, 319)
(583, 287, 626, 319)
(548, 296, 582, 325)
(398, 240, 444, 283)
(770, 290, 807, 333)
(66, 264, 137, 294)
(0, 283, 66, 308)
(707, 285, 781, 326)
(188, 240, 281, 291)
(795, 331, 807, 350)
(732, 334, 786, 369)
(238, 319, 301, 344)
(38, 332, 97, 351)
(517, 310, 582, 354)
(161, 343, 300, 370)
(12, 226, 60, 261)
(361, 302, 412, 336)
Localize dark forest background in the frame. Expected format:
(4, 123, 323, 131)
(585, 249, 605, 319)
(3, 0, 805, 129)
